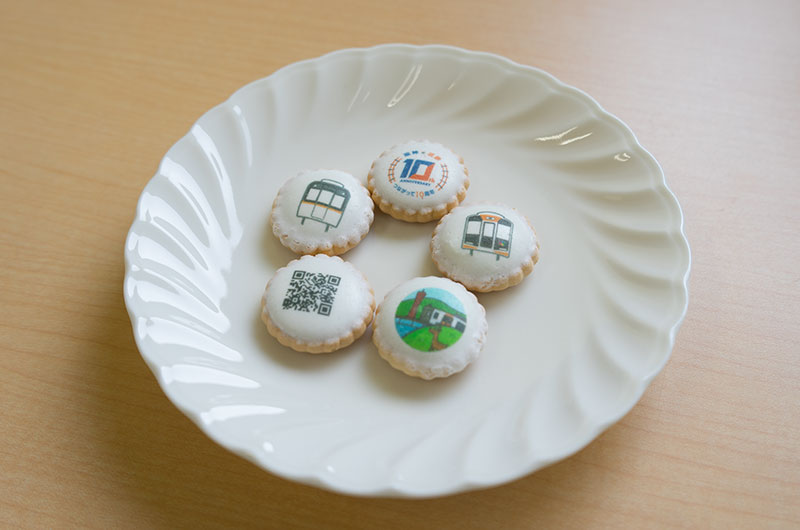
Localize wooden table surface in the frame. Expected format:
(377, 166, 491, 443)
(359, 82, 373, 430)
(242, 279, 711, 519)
(2, 0, 799, 527)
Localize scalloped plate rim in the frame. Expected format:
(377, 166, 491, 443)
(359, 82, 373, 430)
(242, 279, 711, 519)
(123, 43, 691, 498)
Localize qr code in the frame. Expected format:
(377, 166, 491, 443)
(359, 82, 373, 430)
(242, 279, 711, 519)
(281, 270, 341, 316)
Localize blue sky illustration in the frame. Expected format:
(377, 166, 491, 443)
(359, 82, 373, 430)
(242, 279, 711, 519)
(400, 287, 464, 314)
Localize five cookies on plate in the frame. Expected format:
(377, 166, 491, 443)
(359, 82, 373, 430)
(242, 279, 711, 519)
(261, 140, 540, 379)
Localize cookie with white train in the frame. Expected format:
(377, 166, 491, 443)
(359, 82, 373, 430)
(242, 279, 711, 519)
(430, 203, 539, 292)
(270, 169, 374, 255)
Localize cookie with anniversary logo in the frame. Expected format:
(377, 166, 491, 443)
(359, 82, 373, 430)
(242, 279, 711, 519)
(270, 169, 374, 255)
(372, 276, 488, 379)
(261, 255, 375, 353)
(367, 140, 469, 223)
(431, 203, 540, 292)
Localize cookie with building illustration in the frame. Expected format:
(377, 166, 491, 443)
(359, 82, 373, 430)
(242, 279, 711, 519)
(270, 169, 374, 255)
(372, 276, 488, 379)
(430, 203, 540, 292)
(367, 140, 469, 223)
(261, 255, 375, 353)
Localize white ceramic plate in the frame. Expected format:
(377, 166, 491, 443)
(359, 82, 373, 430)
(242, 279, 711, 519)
(124, 44, 690, 497)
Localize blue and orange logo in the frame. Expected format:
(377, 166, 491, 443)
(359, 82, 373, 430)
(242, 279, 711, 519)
(387, 150, 449, 199)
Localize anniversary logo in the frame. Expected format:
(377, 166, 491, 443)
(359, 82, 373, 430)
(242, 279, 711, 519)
(387, 149, 449, 200)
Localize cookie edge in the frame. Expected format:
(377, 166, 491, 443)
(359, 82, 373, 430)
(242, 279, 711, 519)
(371, 279, 488, 379)
(260, 256, 376, 353)
(270, 171, 375, 255)
(430, 205, 540, 292)
(367, 142, 470, 223)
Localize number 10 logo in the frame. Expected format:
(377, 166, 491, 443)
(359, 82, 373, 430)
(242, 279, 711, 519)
(399, 158, 435, 183)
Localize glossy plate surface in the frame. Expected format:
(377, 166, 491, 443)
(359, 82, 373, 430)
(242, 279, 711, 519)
(124, 44, 690, 497)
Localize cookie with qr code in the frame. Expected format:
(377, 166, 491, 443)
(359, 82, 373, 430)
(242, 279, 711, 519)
(367, 141, 469, 223)
(372, 276, 488, 379)
(270, 169, 374, 255)
(261, 254, 375, 353)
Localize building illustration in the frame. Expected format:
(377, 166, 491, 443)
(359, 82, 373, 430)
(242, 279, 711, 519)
(394, 288, 466, 352)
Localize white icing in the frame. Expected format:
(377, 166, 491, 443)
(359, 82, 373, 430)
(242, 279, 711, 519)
(271, 170, 374, 254)
(263, 255, 373, 344)
(373, 276, 487, 378)
(431, 203, 538, 289)
(369, 141, 467, 211)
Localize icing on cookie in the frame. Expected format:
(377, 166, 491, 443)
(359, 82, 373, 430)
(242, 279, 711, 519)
(271, 169, 374, 255)
(431, 203, 539, 292)
(394, 287, 466, 352)
(368, 141, 469, 222)
(373, 276, 487, 379)
(261, 255, 374, 351)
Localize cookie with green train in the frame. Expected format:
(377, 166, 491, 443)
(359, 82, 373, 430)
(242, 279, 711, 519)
(372, 276, 487, 379)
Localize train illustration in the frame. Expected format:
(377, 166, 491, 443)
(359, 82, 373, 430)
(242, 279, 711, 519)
(394, 288, 467, 352)
(295, 179, 351, 232)
(461, 211, 513, 260)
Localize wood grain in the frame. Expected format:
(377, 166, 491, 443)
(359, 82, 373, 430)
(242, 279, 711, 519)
(1, 0, 798, 527)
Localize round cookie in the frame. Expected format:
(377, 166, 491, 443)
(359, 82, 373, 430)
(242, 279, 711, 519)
(271, 169, 374, 255)
(367, 140, 469, 223)
(372, 276, 488, 379)
(430, 203, 540, 292)
(261, 255, 375, 353)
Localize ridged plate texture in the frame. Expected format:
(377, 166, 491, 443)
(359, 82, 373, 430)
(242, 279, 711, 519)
(124, 44, 690, 497)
